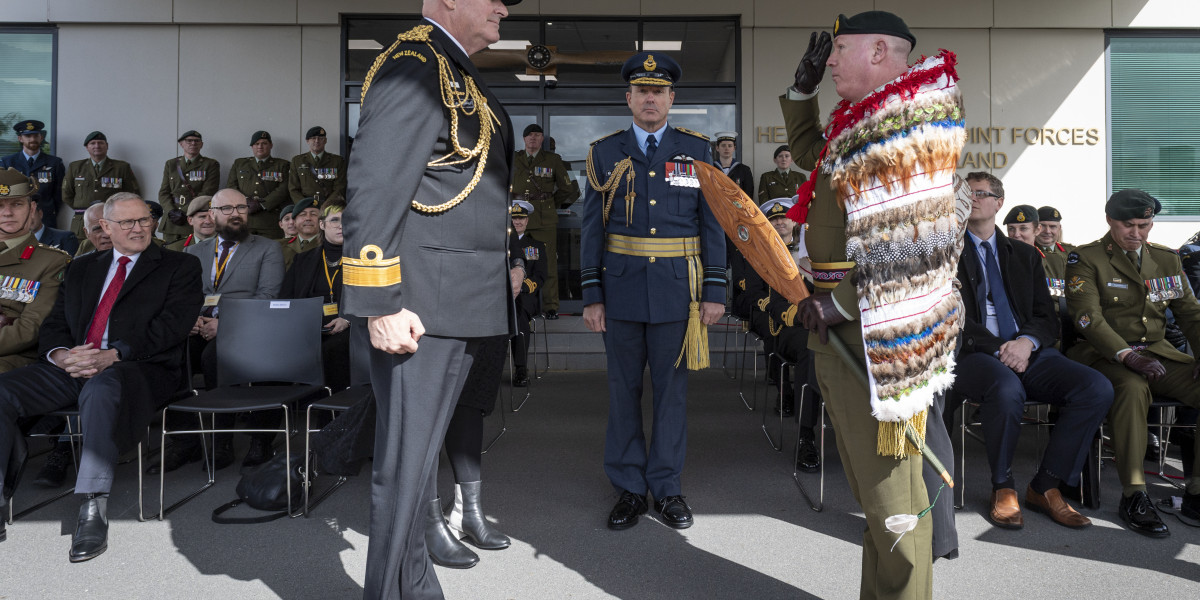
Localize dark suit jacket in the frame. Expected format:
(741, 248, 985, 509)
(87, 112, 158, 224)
(342, 19, 515, 339)
(36, 225, 79, 256)
(0, 151, 66, 224)
(280, 244, 342, 324)
(37, 243, 203, 450)
(957, 227, 1058, 356)
(510, 232, 547, 318)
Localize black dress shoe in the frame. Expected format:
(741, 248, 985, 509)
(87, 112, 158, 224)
(69, 497, 109, 562)
(512, 366, 529, 388)
(774, 392, 795, 418)
(146, 442, 202, 475)
(34, 442, 73, 487)
(607, 490, 647, 530)
(796, 437, 820, 473)
(654, 495, 693, 529)
(1146, 432, 1161, 462)
(1179, 493, 1200, 528)
(241, 437, 275, 473)
(212, 438, 235, 471)
(1119, 490, 1170, 538)
(544, 309, 558, 320)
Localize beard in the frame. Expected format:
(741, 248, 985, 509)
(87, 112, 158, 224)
(216, 218, 249, 243)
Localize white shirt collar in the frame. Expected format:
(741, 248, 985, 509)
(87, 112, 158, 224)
(425, 17, 468, 56)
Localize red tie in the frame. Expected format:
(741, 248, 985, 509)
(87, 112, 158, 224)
(85, 256, 131, 348)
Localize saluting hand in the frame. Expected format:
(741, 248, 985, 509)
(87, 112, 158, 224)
(793, 31, 833, 95)
(369, 309, 424, 354)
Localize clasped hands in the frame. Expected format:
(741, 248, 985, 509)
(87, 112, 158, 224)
(50, 344, 119, 379)
(192, 316, 218, 341)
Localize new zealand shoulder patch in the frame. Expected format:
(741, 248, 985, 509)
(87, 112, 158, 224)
(675, 127, 709, 141)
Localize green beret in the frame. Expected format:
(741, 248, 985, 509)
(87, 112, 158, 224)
(250, 130, 272, 145)
(305, 126, 326, 139)
(834, 11, 916, 47)
(1106, 189, 1160, 221)
(293, 197, 318, 215)
(178, 130, 202, 142)
(279, 204, 295, 220)
(1003, 205, 1039, 225)
(522, 124, 543, 137)
(0, 168, 36, 199)
(1036, 206, 1062, 222)
(84, 131, 107, 144)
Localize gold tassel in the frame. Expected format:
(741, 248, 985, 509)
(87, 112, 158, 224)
(876, 410, 928, 458)
(674, 255, 710, 371)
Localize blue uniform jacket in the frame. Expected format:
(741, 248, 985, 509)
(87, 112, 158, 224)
(0, 151, 66, 225)
(581, 126, 726, 323)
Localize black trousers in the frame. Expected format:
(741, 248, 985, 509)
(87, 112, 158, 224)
(0, 362, 127, 501)
(363, 335, 479, 600)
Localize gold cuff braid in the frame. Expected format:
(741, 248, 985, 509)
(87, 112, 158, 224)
(344, 245, 402, 287)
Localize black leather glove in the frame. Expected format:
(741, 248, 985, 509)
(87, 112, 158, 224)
(1122, 350, 1166, 382)
(247, 197, 264, 215)
(167, 208, 188, 227)
(793, 31, 833, 95)
(796, 293, 847, 345)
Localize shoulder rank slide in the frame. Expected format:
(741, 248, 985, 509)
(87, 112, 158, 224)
(591, 130, 624, 146)
(675, 127, 710, 141)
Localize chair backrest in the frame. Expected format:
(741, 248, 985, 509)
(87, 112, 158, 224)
(215, 297, 325, 387)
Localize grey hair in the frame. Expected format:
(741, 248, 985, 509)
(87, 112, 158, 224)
(102, 192, 145, 219)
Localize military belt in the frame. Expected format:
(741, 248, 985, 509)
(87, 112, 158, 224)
(605, 234, 699, 258)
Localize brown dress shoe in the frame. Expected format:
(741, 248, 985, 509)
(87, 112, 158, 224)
(1026, 486, 1091, 529)
(989, 488, 1024, 529)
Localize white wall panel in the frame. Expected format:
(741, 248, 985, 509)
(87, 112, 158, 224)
(298, 25, 342, 157)
(173, 0, 296, 25)
(48, 0, 171, 23)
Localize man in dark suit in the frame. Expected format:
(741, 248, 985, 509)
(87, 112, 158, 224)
(0, 192, 202, 557)
(30, 202, 79, 255)
(151, 188, 284, 474)
(952, 172, 1112, 530)
(581, 52, 726, 531)
(341, 1, 520, 597)
(0, 120, 65, 227)
(508, 200, 546, 387)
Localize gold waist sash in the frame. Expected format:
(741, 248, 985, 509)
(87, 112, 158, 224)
(605, 234, 699, 258)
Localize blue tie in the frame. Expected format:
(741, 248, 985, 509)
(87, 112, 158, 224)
(645, 134, 657, 161)
(981, 241, 1018, 340)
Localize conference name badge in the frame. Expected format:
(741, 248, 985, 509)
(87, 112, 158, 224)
(323, 303, 339, 317)
(203, 294, 221, 307)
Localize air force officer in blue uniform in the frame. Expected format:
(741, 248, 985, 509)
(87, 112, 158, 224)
(581, 53, 726, 531)
(0, 120, 65, 228)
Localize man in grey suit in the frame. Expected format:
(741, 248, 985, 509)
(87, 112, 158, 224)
(149, 188, 285, 474)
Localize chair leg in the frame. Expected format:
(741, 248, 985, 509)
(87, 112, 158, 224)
(956, 399, 967, 510)
(482, 392, 508, 455)
(159, 411, 217, 520)
(735, 330, 754, 411)
(510, 332, 531, 413)
(792, 385, 824, 512)
(760, 357, 788, 452)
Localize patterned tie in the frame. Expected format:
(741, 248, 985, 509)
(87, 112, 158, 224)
(85, 256, 131, 348)
(645, 134, 658, 161)
(1127, 250, 1141, 271)
(980, 241, 1018, 341)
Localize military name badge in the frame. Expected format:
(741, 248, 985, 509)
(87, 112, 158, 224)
(523, 246, 540, 261)
(1067, 275, 1086, 294)
(533, 166, 553, 178)
(1047, 278, 1065, 297)
(664, 161, 698, 188)
(1146, 275, 1184, 302)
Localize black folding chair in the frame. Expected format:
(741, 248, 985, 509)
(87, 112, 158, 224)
(157, 297, 327, 519)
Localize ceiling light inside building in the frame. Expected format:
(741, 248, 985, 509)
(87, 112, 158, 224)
(490, 40, 533, 50)
(348, 39, 383, 50)
(636, 41, 683, 51)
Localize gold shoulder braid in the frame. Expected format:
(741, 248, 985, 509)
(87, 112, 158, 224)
(360, 24, 499, 216)
(585, 147, 634, 227)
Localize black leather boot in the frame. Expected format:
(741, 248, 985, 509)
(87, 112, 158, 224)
(425, 498, 478, 568)
(447, 481, 510, 549)
(70, 495, 109, 562)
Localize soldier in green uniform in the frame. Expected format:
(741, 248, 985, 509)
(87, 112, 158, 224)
(61, 132, 140, 240)
(1037, 205, 1075, 254)
(158, 130, 220, 244)
(757, 144, 807, 204)
(511, 123, 577, 319)
(283, 197, 321, 254)
(165, 195, 215, 252)
(1002, 201, 1067, 298)
(0, 168, 71, 373)
(288, 126, 347, 204)
(1065, 189, 1200, 536)
(226, 131, 290, 239)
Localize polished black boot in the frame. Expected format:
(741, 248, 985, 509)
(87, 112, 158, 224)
(512, 366, 530, 388)
(425, 498, 478, 568)
(447, 481, 510, 549)
(70, 494, 109, 562)
(1119, 490, 1169, 538)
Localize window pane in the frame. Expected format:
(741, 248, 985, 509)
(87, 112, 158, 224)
(1110, 36, 1200, 217)
(0, 32, 54, 155)
(544, 20, 639, 85)
(344, 17, 423, 83)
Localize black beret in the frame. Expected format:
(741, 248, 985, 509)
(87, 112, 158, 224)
(1003, 205, 1039, 225)
(1036, 206, 1062, 222)
(84, 131, 107, 144)
(250, 130, 272, 145)
(279, 204, 295, 220)
(1106, 189, 1160, 221)
(13, 120, 45, 135)
(622, 52, 681, 86)
(834, 11, 916, 47)
(144, 200, 163, 220)
(178, 130, 202, 142)
(305, 126, 327, 139)
(773, 145, 790, 159)
(293, 197, 319, 215)
(522, 124, 543, 137)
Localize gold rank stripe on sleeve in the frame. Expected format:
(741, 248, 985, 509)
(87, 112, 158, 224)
(343, 245, 402, 287)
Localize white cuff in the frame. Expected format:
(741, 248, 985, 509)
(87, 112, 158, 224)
(786, 86, 818, 101)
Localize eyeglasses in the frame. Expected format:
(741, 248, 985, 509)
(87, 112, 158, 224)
(971, 190, 1001, 199)
(211, 204, 249, 215)
(106, 217, 154, 230)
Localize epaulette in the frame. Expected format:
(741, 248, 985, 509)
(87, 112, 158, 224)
(675, 127, 709, 141)
(361, 25, 436, 103)
(36, 243, 71, 259)
(591, 130, 624, 146)
(1148, 241, 1177, 254)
